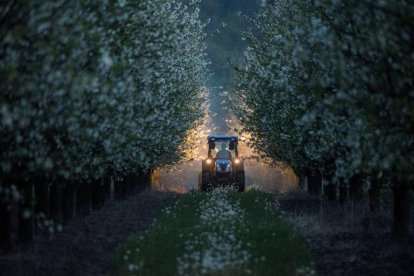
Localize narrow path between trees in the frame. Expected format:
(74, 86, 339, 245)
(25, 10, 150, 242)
(116, 189, 312, 275)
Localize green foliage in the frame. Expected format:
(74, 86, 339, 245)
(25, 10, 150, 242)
(233, 0, 414, 183)
(0, 0, 207, 185)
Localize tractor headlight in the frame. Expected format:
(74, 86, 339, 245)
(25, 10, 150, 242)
(206, 158, 212, 165)
(234, 158, 240, 164)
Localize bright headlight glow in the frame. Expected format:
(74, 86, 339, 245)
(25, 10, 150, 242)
(234, 158, 240, 164)
(206, 158, 212, 164)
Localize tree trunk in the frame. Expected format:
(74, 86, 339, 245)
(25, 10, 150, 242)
(393, 182, 411, 238)
(124, 175, 133, 195)
(146, 169, 153, 190)
(77, 182, 92, 216)
(102, 176, 111, 202)
(139, 169, 152, 192)
(0, 201, 13, 253)
(91, 178, 105, 210)
(35, 180, 50, 217)
(18, 181, 35, 245)
(349, 174, 365, 201)
(63, 183, 77, 222)
(128, 175, 140, 194)
(339, 178, 348, 204)
(110, 176, 115, 200)
(307, 170, 322, 196)
(114, 177, 126, 199)
(50, 182, 63, 223)
(369, 178, 381, 214)
(325, 175, 337, 201)
(300, 171, 308, 192)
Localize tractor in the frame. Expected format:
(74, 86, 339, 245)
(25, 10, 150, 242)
(198, 135, 245, 192)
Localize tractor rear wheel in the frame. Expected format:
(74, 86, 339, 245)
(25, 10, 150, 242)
(201, 172, 212, 192)
(236, 172, 245, 192)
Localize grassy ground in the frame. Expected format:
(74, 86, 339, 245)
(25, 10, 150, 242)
(115, 189, 313, 275)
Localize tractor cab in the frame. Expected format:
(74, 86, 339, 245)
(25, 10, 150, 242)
(199, 135, 245, 192)
(207, 135, 239, 159)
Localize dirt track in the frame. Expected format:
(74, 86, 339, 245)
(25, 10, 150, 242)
(0, 190, 178, 276)
(277, 192, 414, 276)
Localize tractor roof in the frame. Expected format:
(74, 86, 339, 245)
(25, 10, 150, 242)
(207, 134, 238, 141)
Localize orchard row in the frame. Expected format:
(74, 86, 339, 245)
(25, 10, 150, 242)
(233, 0, 413, 236)
(0, 0, 207, 251)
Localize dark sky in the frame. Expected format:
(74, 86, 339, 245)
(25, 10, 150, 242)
(194, 1, 263, 133)
(198, 0, 261, 89)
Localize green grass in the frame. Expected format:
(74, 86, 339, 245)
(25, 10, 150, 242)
(115, 189, 313, 275)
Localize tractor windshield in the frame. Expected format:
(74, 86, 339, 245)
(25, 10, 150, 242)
(210, 140, 236, 159)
